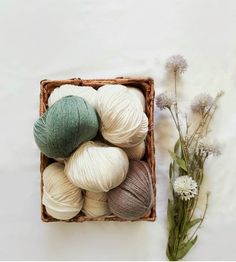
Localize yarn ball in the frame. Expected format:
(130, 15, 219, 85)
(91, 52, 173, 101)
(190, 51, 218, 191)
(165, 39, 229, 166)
(65, 141, 129, 192)
(96, 84, 148, 148)
(123, 141, 146, 160)
(48, 84, 98, 108)
(128, 87, 145, 111)
(42, 162, 84, 220)
(82, 191, 111, 217)
(34, 96, 99, 158)
(107, 160, 153, 220)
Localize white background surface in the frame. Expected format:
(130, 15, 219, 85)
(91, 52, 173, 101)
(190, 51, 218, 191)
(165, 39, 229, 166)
(0, 0, 236, 260)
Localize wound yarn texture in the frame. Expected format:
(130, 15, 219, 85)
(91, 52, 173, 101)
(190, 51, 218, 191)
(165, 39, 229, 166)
(34, 96, 99, 158)
(42, 162, 84, 220)
(48, 84, 98, 108)
(35, 83, 153, 221)
(128, 87, 146, 111)
(65, 141, 129, 192)
(96, 84, 148, 148)
(123, 141, 146, 160)
(107, 160, 153, 220)
(82, 191, 111, 217)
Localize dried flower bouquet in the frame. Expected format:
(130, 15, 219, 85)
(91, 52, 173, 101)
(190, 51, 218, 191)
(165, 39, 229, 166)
(156, 55, 223, 261)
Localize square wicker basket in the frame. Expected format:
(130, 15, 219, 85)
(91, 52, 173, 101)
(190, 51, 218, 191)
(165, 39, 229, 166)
(39, 77, 156, 222)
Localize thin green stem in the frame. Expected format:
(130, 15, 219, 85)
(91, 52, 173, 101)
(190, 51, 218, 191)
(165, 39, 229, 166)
(188, 192, 210, 242)
(188, 94, 222, 147)
(185, 114, 190, 137)
(169, 108, 179, 130)
(169, 108, 189, 171)
(174, 73, 189, 164)
(174, 71, 177, 98)
(189, 198, 198, 222)
(204, 106, 217, 136)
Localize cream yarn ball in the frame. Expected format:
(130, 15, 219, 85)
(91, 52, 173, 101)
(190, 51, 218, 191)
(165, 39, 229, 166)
(42, 162, 83, 220)
(65, 141, 129, 192)
(48, 84, 97, 108)
(82, 191, 111, 217)
(97, 84, 148, 148)
(128, 87, 145, 111)
(123, 141, 146, 160)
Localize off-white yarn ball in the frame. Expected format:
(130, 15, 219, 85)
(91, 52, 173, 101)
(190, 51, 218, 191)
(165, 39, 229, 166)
(65, 141, 129, 192)
(128, 87, 145, 111)
(48, 84, 97, 108)
(42, 162, 83, 220)
(54, 157, 67, 163)
(123, 141, 146, 160)
(97, 84, 148, 148)
(82, 191, 111, 217)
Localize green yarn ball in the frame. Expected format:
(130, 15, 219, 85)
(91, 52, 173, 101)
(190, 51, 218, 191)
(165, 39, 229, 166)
(33, 96, 99, 158)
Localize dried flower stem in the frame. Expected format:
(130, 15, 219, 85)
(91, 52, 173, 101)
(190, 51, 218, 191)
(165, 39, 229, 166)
(204, 106, 217, 136)
(189, 194, 199, 221)
(174, 71, 177, 98)
(188, 93, 222, 146)
(164, 55, 223, 261)
(172, 72, 189, 166)
(188, 94, 221, 169)
(188, 192, 210, 242)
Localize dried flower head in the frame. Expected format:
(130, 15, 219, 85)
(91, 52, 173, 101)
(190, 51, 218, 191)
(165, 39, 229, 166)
(156, 92, 176, 110)
(198, 142, 221, 157)
(166, 55, 188, 74)
(191, 93, 214, 114)
(173, 176, 198, 201)
(217, 90, 224, 98)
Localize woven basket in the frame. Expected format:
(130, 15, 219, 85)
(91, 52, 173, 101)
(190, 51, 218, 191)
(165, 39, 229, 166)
(39, 77, 156, 222)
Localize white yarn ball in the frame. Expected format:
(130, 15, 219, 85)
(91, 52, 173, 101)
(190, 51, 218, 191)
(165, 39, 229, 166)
(123, 141, 146, 160)
(42, 162, 83, 220)
(65, 141, 129, 192)
(48, 84, 97, 108)
(128, 87, 145, 111)
(97, 84, 148, 148)
(82, 191, 111, 217)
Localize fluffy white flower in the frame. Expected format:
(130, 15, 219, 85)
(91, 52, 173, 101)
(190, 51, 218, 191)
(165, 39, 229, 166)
(191, 93, 213, 114)
(173, 176, 198, 201)
(155, 92, 176, 110)
(198, 142, 221, 156)
(166, 55, 188, 74)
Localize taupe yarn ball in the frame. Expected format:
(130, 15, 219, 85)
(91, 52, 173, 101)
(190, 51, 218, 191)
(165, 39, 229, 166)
(107, 160, 153, 220)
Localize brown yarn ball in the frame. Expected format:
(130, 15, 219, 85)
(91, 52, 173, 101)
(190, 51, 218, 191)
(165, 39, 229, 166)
(107, 160, 153, 220)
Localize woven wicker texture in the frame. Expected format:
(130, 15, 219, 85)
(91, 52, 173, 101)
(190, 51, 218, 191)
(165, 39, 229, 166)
(39, 77, 156, 222)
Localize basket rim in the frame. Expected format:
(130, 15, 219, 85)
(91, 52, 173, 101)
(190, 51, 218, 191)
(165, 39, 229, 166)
(39, 76, 156, 223)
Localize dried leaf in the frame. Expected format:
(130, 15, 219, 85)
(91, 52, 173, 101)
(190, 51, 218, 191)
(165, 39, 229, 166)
(166, 245, 172, 261)
(167, 199, 175, 230)
(167, 231, 175, 256)
(181, 217, 201, 239)
(176, 199, 185, 226)
(169, 163, 173, 179)
(177, 235, 198, 260)
(187, 218, 202, 230)
(174, 139, 181, 154)
(169, 150, 188, 172)
(173, 226, 180, 254)
(166, 237, 175, 261)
